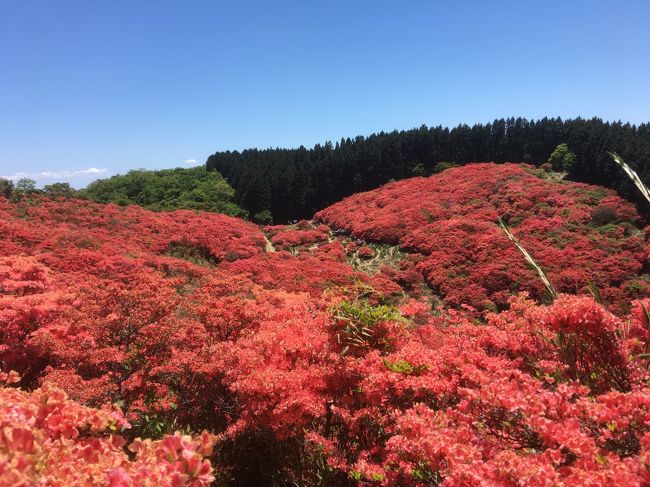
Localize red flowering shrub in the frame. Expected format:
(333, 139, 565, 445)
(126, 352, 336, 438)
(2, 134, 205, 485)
(0, 196, 266, 280)
(312, 241, 347, 261)
(357, 245, 375, 259)
(0, 372, 216, 486)
(0, 257, 71, 383)
(1, 168, 650, 486)
(0, 255, 49, 296)
(267, 220, 330, 251)
(262, 224, 288, 236)
(271, 228, 329, 250)
(160, 274, 316, 434)
(530, 295, 631, 392)
(379, 259, 426, 294)
(297, 219, 312, 230)
(29, 271, 191, 423)
(221, 251, 403, 298)
(316, 163, 646, 311)
(182, 292, 648, 485)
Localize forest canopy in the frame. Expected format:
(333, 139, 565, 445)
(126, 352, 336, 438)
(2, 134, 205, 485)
(81, 166, 246, 217)
(207, 117, 650, 222)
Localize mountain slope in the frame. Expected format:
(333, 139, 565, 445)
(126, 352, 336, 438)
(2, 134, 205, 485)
(317, 163, 648, 312)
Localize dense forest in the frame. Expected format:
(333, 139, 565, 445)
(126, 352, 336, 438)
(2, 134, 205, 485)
(207, 117, 650, 223)
(80, 166, 246, 217)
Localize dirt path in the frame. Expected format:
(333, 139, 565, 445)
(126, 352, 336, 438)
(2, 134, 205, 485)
(351, 244, 401, 275)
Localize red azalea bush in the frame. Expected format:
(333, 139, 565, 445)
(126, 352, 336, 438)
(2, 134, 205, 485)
(0, 371, 216, 486)
(0, 196, 266, 280)
(270, 228, 329, 250)
(378, 259, 426, 294)
(209, 293, 650, 485)
(357, 245, 375, 259)
(0, 256, 72, 383)
(29, 271, 191, 421)
(316, 163, 647, 311)
(1, 169, 650, 487)
(312, 241, 348, 261)
(266, 220, 330, 250)
(220, 251, 403, 298)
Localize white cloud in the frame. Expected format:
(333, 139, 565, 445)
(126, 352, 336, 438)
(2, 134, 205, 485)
(78, 167, 106, 175)
(184, 159, 198, 166)
(1, 167, 108, 181)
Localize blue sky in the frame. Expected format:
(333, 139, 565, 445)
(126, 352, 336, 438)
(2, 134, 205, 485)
(1, 0, 649, 187)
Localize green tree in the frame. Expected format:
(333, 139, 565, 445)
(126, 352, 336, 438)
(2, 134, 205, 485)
(411, 163, 426, 177)
(205, 117, 650, 222)
(433, 162, 455, 173)
(15, 178, 37, 193)
(548, 143, 576, 172)
(43, 182, 75, 197)
(80, 166, 246, 217)
(0, 178, 13, 198)
(253, 210, 273, 225)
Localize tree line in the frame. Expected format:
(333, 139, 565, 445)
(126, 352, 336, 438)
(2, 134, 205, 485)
(0, 166, 246, 218)
(81, 166, 245, 217)
(206, 117, 650, 223)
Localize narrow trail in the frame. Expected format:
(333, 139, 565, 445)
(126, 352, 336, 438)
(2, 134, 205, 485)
(351, 244, 399, 275)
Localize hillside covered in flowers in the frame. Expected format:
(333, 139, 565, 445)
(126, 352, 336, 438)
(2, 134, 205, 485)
(2, 163, 650, 486)
(317, 163, 648, 313)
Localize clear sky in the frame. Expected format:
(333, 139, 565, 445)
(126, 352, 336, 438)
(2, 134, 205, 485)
(1, 0, 649, 187)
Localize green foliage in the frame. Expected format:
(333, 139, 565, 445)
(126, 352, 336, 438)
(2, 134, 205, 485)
(586, 279, 603, 304)
(411, 163, 427, 177)
(0, 178, 13, 198)
(420, 208, 434, 223)
(208, 117, 650, 223)
(624, 279, 648, 296)
(132, 410, 180, 440)
(591, 205, 618, 225)
(383, 358, 428, 375)
(433, 161, 456, 173)
(410, 462, 441, 484)
(15, 178, 37, 194)
(80, 166, 246, 217)
(10, 178, 37, 202)
(333, 300, 404, 329)
(548, 143, 576, 172)
(42, 182, 75, 197)
(331, 299, 405, 355)
(253, 209, 273, 225)
(349, 471, 362, 481)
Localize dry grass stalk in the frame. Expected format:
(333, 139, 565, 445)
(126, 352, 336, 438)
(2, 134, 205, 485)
(498, 217, 557, 300)
(609, 152, 650, 204)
